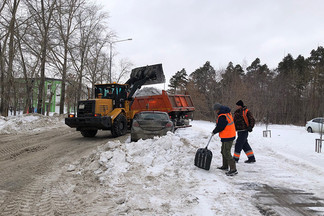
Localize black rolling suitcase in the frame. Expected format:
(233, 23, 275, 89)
(194, 136, 213, 170)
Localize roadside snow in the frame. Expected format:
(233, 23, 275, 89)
(2, 115, 324, 215)
(0, 114, 65, 135)
(83, 121, 324, 215)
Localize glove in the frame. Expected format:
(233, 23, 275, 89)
(247, 126, 253, 132)
(212, 129, 217, 135)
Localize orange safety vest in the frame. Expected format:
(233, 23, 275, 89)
(243, 109, 249, 127)
(217, 113, 236, 138)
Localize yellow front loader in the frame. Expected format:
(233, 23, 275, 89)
(65, 64, 165, 137)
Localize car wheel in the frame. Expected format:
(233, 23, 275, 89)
(307, 127, 313, 133)
(111, 114, 127, 137)
(80, 129, 98, 137)
(131, 136, 138, 142)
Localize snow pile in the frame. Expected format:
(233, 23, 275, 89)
(83, 131, 217, 215)
(73, 121, 324, 215)
(0, 113, 65, 135)
(134, 87, 162, 97)
(2, 114, 324, 214)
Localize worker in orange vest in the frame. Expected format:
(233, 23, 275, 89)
(212, 103, 238, 176)
(233, 100, 256, 163)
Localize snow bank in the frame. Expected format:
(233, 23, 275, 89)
(77, 121, 324, 215)
(2, 114, 324, 215)
(0, 113, 65, 135)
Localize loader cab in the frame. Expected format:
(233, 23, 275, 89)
(94, 84, 128, 108)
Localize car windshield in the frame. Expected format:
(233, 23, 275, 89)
(94, 85, 127, 99)
(138, 113, 169, 121)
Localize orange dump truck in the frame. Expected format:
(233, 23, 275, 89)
(131, 90, 195, 128)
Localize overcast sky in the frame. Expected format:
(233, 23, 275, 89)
(97, 0, 324, 86)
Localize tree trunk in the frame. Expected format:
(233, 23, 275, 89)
(59, 47, 68, 114)
(4, 0, 20, 117)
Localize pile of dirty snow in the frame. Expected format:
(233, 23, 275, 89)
(0, 113, 65, 135)
(134, 87, 162, 97)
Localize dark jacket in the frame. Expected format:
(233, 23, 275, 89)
(234, 106, 255, 131)
(213, 105, 236, 142)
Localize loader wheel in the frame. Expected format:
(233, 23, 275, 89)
(111, 114, 127, 137)
(80, 129, 98, 137)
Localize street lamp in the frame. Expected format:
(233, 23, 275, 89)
(109, 38, 132, 83)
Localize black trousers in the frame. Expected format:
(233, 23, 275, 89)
(233, 130, 255, 161)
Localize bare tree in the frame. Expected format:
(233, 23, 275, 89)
(49, 0, 83, 114)
(114, 58, 133, 83)
(84, 35, 109, 90)
(14, 8, 43, 113)
(69, 2, 112, 101)
(24, 0, 57, 114)
(0, 0, 20, 117)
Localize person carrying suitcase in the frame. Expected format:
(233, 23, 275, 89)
(212, 103, 238, 176)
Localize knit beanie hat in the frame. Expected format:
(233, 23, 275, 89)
(213, 103, 222, 111)
(236, 100, 244, 107)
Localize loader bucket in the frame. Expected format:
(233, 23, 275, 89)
(129, 63, 165, 85)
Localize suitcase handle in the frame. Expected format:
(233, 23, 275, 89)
(205, 135, 213, 149)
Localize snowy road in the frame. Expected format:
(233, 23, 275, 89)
(0, 116, 128, 215)
(0, 115, 324, 215)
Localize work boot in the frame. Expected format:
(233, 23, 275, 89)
(226, 169, 238, 176)
(244, 158, 256, 163)
(217, 166, 228, 170)
(226, 158, 237, 176)
(217, 157, 228, 170)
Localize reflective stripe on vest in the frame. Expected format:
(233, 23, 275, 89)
(217, 113, 236, 138)
(243, 109, 249, 127)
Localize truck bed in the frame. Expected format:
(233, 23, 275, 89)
(131, 90, 195, 114)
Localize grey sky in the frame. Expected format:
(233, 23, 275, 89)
(98, 0, 324, 84)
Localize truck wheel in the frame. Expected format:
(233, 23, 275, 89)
(111, 114, 127, 137)
(80, 129, 98, 137)
(130, 135, 138, 142)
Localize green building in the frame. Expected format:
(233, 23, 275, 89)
(31, 78, 62, 113)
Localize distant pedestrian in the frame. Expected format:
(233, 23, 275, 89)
(233, 100, 256, 163)
(212, 103, 238, 176)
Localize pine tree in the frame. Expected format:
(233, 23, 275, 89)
(307, 46, 324, 118)
(219, 62, 246, 107)
(187, 61, 218, 121)
(168, 68, 188, 94)
(189, 61, 216, 94)
(245, 58, 272, 122)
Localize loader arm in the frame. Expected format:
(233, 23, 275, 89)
(125, 63, 165, 100)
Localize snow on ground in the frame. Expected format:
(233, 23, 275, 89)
(88, 121, 324, 215)
(1, 115, 324, 215)
(0, 113, 65, 135)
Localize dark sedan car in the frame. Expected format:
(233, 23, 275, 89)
(131, 111, 174, 142)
